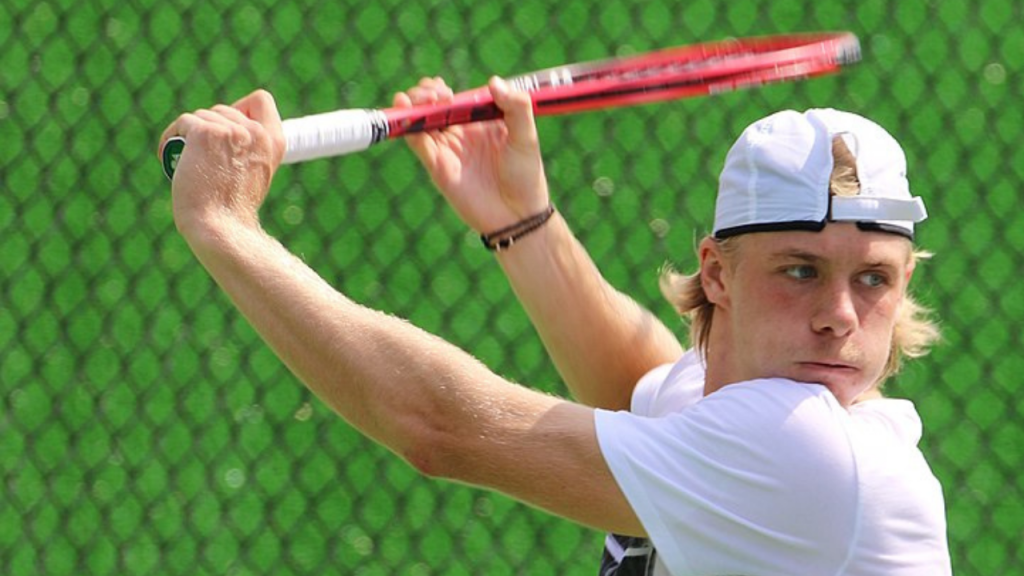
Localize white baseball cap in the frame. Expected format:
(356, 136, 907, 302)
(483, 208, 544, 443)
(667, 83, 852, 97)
(713, 108, 927, 240)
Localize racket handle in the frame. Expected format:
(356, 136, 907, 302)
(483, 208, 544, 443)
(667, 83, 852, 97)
(160, 108, 390, 180)
(281, 109, 390, 163)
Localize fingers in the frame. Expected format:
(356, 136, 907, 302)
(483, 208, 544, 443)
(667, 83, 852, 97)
(232, 89, 282, 127)
(158, 89, 285, 163)
(158, 112, 202, 159)
(488, 76, 538, 151)
(157, 108, 248, 165)
(401, 76, 455, 106)
(395, 77, 456, 165)
(392, 91, 413, 109)
(232, 89, 285, 160)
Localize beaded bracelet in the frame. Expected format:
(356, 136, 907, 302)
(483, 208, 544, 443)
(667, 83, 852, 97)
(480, 205, 556, 251)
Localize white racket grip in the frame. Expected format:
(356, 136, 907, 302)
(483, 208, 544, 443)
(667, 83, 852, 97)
(281, 109, 389, 164)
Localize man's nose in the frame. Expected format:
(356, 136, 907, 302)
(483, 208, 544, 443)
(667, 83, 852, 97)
(811, 281, 859, 337)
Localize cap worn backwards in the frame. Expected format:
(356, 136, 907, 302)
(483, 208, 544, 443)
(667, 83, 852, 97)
(713, 108, 927, 241)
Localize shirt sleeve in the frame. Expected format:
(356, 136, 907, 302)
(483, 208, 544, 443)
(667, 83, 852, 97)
(595, 379, 862, 576)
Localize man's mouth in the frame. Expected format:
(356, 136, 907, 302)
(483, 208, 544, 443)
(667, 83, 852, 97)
(799, 361, 858, 372)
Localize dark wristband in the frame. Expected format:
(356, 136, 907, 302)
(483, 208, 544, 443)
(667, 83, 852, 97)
(480, 205, 556, 251)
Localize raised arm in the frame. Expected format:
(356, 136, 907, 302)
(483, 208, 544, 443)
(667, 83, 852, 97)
(157, 89, 643, 535)
(400, 77, 683, 410)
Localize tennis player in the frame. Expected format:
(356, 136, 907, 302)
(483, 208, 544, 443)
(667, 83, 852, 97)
(159, 77, 951, 575)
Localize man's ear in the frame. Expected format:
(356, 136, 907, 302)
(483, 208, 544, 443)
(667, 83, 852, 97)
(905, 255, 917, 285)
(699, 237, 731, 310)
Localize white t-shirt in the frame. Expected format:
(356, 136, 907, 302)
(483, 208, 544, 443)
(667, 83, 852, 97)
(595, 350, 951, 576)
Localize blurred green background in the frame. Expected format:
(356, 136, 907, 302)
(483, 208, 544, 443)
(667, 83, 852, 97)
(2, 0, 1022, 574)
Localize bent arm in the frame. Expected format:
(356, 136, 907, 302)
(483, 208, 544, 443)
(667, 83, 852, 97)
(399, 78, 682, 410)
(495, 213, 684, 410)
(179, 216, 645, 536)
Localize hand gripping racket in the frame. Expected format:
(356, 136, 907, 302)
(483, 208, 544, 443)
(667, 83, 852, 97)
(161, 32, 860, 179)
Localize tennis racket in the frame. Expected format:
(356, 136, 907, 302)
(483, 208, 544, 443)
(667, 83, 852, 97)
(161, 32, 860, 179)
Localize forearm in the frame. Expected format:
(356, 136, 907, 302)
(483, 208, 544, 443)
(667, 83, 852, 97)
(397, 77, 680, 408)
(495, 212, 683, 410)
(181, 218, 491, 455)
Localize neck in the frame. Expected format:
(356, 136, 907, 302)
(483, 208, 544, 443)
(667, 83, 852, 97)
(702, 318, 732, 397)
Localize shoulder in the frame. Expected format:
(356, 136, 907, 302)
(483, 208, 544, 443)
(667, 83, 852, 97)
(600, 377, 861, 500)
(849, 397, 923, 445)
(631, 349, 705, 416)
(847, 398, 951, 572)
(595, 379, 862, 574)
(661, 379, 858, 473)
(697, 378, 850, 432)
(613, 377, 854, 459)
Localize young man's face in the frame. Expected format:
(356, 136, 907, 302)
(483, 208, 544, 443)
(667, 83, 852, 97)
(703, 223, 914, 406)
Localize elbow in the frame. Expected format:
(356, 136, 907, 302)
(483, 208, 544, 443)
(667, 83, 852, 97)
(403, 440, 446, 479)
(403, 422, 509, 493)
(399, 418, 470, 481)
(393, 376, 498, 483)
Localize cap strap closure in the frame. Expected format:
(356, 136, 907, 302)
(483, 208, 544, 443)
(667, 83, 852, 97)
(831, 196, 927, 223)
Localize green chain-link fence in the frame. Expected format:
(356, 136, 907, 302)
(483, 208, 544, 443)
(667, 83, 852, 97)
(2, 0, 1022, 574)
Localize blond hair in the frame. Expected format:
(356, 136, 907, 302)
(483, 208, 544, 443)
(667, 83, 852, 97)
(661, 136, 940, 387)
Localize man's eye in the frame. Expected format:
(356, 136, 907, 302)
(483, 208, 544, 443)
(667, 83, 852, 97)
(859, 272, 888, 288)
(784, 265, 817, 280)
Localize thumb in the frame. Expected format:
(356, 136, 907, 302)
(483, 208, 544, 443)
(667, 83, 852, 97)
(488, 76, 539, 150)
(232, 89, 286, 160)
(232, 89, 282, 126)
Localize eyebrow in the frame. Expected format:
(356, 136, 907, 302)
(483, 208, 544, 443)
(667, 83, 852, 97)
(768, 248, 901, 270)
(768, 249, 824, 263)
